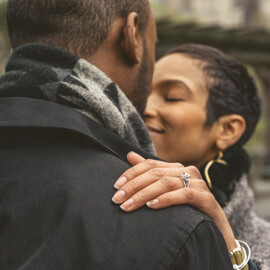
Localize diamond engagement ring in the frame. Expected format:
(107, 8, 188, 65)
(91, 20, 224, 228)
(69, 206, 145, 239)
(179, 172, 191, 188)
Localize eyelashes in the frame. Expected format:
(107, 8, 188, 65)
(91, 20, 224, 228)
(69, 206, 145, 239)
(165, 98, 184, 102)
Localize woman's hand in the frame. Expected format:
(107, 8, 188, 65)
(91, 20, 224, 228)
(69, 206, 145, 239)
(112, 152, 238, 252)
(113, 152, 214, 214)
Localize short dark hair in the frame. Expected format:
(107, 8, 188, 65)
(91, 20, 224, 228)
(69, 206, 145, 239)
(7, 0, 150, 57)
(167, 44, 261, 147)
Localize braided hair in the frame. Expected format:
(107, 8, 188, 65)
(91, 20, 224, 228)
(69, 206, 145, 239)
(167, 44, 261, 207)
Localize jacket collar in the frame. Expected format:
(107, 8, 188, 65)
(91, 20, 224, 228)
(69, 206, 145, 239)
(0, 97, 156, 163)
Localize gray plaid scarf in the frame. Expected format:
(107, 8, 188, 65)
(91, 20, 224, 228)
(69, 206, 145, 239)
(0, 43, 155, 154)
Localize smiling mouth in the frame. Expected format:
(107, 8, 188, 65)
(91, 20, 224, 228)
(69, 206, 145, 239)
(146, 125, 165, 134)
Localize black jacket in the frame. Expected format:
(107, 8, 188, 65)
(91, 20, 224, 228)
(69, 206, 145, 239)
(0, 97, 233, 270)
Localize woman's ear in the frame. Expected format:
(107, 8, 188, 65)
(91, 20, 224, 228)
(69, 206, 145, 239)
(215, 115, 246, 151)
(121, 12, 142, 65)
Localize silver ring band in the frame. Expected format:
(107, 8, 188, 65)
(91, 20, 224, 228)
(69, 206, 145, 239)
(179, 172, 191, 188)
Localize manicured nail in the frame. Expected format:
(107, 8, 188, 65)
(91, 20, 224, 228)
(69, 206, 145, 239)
(146, 199, 159, 208)
(114, 176, 127, 189)
(112, 190, 126, 204)
(127, 151, 135, 157)
(120, 198, 134, 211)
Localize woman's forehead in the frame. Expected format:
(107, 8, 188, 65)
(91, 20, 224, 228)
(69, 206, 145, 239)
(153, 53, 208, 95)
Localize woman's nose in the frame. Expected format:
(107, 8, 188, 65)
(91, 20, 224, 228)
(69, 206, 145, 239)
(143, 96, 159, 119)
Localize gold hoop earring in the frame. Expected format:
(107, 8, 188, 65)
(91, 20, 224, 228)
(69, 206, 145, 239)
(204, 151, 228, 189)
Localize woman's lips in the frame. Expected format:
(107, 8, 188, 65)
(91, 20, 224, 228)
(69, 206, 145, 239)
(146, 125, 165, 135)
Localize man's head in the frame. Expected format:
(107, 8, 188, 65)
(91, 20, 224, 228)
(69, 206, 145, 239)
(7, 0, 157, 115)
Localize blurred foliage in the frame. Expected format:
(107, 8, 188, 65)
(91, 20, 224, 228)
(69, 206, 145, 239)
(0, 1, 8, 43)
(156, 19, 270, 67)
(150, 0, 173, 18)
(0, 1, 9, 74)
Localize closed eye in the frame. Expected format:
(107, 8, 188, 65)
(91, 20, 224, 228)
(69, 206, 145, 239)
(165, 98, 183, 102)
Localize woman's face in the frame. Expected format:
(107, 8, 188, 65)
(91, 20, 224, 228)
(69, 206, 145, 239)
(144, 53, 219, 167)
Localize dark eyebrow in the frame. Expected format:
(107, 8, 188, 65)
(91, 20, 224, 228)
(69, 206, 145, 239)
(159, 79, 193, 95)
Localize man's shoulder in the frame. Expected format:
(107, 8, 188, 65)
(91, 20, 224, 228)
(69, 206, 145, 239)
(0, 97, 223, 269)
(0, 125, 217, 269)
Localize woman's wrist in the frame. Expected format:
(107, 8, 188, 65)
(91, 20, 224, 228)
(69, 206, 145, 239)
(213, 208, 237, 252)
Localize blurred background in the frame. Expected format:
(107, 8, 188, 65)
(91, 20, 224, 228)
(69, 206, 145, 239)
(0, 0, 269, 220)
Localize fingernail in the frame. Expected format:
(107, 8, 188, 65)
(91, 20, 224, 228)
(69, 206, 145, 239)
(120, 198, 134, 211)
(127, 151, 135, 156)
(114, 176, 127, 189)
(146, 199, 159, 208)
(112, 190, 126, 204)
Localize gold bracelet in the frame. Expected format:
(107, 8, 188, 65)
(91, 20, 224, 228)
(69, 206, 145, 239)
(230, 240, 251, 270)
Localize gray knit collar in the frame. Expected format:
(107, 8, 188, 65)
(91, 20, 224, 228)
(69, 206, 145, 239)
(224, 175, 270, 270)
(1, 43, 156, 155)
(224, 176, 254, 224)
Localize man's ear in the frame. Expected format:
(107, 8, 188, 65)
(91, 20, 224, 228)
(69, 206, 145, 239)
(215, 115, 246, 151)
(121, 12, 142, 65)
